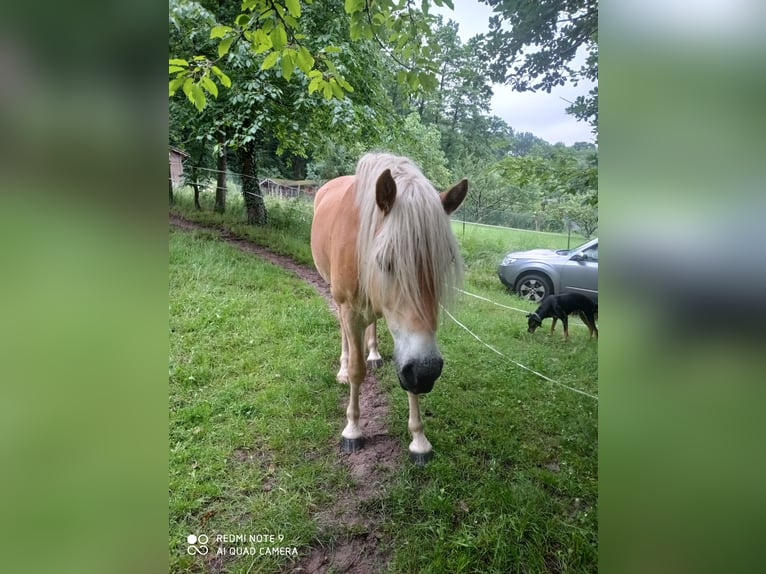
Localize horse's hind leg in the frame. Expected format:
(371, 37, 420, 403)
(407, 392, 433, 465)
(365, 321, 383, 369)
(340, 306, 367, 453)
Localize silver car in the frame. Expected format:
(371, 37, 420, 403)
(498, 238, 598, 303)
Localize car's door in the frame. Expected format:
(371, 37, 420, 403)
(559, 242, 598, 299)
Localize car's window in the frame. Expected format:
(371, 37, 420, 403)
(581, 244, 598, 261)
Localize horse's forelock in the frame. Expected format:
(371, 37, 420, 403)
(354, 153, 462, 321)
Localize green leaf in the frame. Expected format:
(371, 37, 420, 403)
(285, 0, 300, 17)
(329, 78, 344, 99)
(169, 58, 189, 67)
(210, 25, 232, 39)
(296, 46, 314, 74)
(308, 76, 322, 94)
(168, 77, 186, 96)
(344, 0, 364, 15)
(322, 82, 332, 100)
(218, 37, 234, 58)
(191, 84, 206, 111)
(235, 14, 251, 27)
(241, 0, 259, 11)
(281, 52, 294, 81)
(337, 78, 354, 93)
(253, 28, 272, 53)
(271, 24, 287, 51)
(261, 51, 279, 70)
(211, 66, 232, 88)
(182, 78, 194, 101)
(323, 45, 341, 54)
(418, 72, 437, 91)
(169, 65, 186, 74)
(283, 14, 298, 28)
(200, 76, 219, 98)
(349, 19, 361, 41)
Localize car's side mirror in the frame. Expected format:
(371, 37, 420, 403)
(570, 252, 585, 262)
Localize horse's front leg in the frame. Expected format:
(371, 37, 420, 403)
(365, 321, 383, 369)
(407, 392, 433, 465)
(340, 306, 367, 453)
(336, 321, 349, 383)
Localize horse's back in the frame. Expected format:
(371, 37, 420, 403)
(314, 175, 354, 211)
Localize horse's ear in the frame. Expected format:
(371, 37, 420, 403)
(440, 179, 468, 215)
(376, 169, 397, 215)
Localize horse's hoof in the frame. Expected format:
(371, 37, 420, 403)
(409, 450, 433, 466)
(340, 437, 365, 453)
(367, 358, 384, 370)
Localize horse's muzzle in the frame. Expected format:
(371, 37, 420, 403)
(397, 357, 443, 395)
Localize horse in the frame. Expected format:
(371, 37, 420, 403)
(310, 152, 468, 464)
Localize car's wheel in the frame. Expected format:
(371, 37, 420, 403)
(515, 273, 553, 303)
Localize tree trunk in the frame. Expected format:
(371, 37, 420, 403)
(191, 166, 201, 210)
(214, 130, 227, 213)
(292, 156, 306, 180)
(168, 163, 174, 204)
(239, 142, 267, 225)
(192, 148, 205, 210)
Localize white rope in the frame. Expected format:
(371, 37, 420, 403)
(456, 288, 529, 313)
(441, 307, 598, 401)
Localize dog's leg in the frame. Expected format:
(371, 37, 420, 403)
(550, 317, 557, 334)
(562, 315, 569, 340)
(583, 311, 598, 339)
(578, 311, 593, 338)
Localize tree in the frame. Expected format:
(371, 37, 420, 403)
(557, 193, 598, 238)
(383, 112, 451, 189)
(170, 0, 442, 224)
(169, 0, 222, 210)
(169, 0, 452, 112)
(480, 0, 598, 135)
(495, 144, 597, 231)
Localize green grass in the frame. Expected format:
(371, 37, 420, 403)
(170, 186, 315, 265)
(169, 229, 347, 573)
(169, 188, 597, 573)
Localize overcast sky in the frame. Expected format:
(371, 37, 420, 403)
(433, 1, 596, 146)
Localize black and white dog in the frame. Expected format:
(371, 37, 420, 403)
(526, 293, 598, 340)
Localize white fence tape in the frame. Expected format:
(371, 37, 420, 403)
(441, 307, 598, 401)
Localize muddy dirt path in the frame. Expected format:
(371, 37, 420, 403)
(170, 215, 402, 574)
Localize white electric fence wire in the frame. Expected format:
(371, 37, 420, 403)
(441, 307, 598, 401)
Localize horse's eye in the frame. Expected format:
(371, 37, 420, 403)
(376, 253, 394, 273)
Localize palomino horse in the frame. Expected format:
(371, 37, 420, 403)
(310, 153, 468, 464)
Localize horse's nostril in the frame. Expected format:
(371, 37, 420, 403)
(397, 358, 443, 394)
(398, 362, 417, 392)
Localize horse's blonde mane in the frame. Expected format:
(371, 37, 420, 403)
(354, 152, 462, 320)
